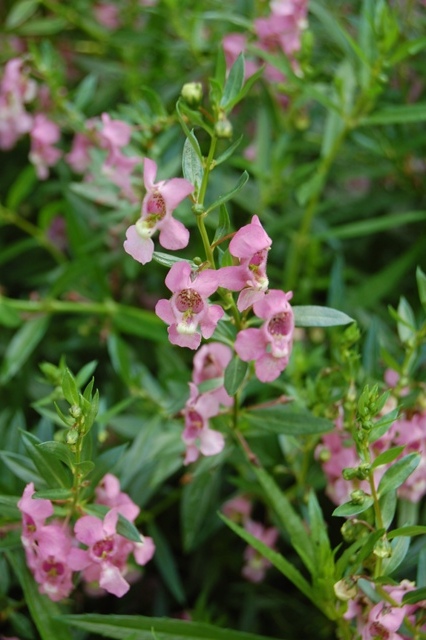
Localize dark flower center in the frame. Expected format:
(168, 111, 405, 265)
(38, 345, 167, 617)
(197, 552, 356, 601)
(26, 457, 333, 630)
(93, 537, 114, 558)
(42, 557, 65, 577)
(146, 190, 166, 217)
(267, 312, 292, 336)
(176, 289, 203, 313)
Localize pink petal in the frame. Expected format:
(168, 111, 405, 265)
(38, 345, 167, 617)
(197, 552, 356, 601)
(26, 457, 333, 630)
(99, 563, 129, 597)
(133, 536, 155, 565)
(184, 443, 200, 465)
(217, 265, 248, 291)
(199, 427, 225, 456)
(143, 157, 157, 190)
(229, 220, 271, 259)
(155, 298, 175, 325)
(68, 547, 92, 571)
(193, 269, 220, 298)
(159, 177, 194, 212)
(255, 353, 286, 383)
(168, 324, 201, 349)
(253, 289, 293, 319)
(237, 288, 266, 312)
(164, 261, 192, 292)
(235, 328, 266, 362)
(200, 304, 224, 339)
(124, 225, 154, 265)
(158, 216, 190, 250)
(74, 515, 105, 545)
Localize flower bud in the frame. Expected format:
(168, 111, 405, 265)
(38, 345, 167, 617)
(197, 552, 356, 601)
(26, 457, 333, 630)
(69, 404, 83, 419)
(334, 577, 358, 601)
(374, 537, 392, 558)
(66, 429, 79, 445)
(181, 82, 203, 107)
(350, 489, 366, 505)
(343, 467, 358, 481)
(214, 118, 233, 139)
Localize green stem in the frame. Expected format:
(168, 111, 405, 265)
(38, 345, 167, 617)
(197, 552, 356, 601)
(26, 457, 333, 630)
(194, 136, 218, 267)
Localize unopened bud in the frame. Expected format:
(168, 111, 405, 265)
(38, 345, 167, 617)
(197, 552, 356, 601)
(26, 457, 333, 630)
(215, 118, 233, 139)
(350, 489, 366, 505)
(181, 82, 203, 107)
(66, 429, 79, 445)
(343, 467, 358, 481)
(69, 404, 82, 419)
(374, 537, 392, 558)
(334, 577, 358, 601)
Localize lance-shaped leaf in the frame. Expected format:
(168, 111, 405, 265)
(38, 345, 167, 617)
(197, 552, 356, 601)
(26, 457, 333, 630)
(205, 171, 249, 214)
(224, 356, 247, 396)
(377, 452, 421, 497)
(220, 53, 245, 109)
(182, 134, 203, 190)
(244, 404, 333, 436)
(293, 305, 354, 327)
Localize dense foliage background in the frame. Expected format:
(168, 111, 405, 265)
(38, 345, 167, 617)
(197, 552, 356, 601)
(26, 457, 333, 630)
(0, 1, 425, 639)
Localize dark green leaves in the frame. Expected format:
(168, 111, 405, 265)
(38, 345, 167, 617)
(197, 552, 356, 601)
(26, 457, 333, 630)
(244, 405, 333, 436)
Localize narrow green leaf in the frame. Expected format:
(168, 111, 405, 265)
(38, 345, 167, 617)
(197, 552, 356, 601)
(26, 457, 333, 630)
(6, 165, 37, 210)
(397, 296, 416, 345)
(112, 306, 167, 342)
(245, 405, 333, 436)
(371, 446, 405, 469)
(254, 467, 315, 574)
(62, 368, 80, 406)
(152, 253, 196, 269)
(21, 432, 72, 489)
(402, 587, 426, 605)
(116, 514, 142, 543)
(315, 211, 426, 240)
(377, 452, 421, 497)
(205, 171, 249, 214)
(17, 16, 67, 34)
(176, 100, 205, 159)
(6, 0, 40, 29)
(34, 488, 72, 500)
(224, 356, 247, 396)
(220, 53, 244, 109)
(147, 521, 185, 605)
(214, 134, 244, 166)
(293, 305, 354, 327)
(221, 515, 315, 604)
(361, 103, 426, 125)
(213, 204, 231, 245)
(382, 536, 410, 576)
(332, 496, 375, 518)
(416, 266, 426, 310)
(0, 315, 49, 383)
(61, 613, 275, 640)
(0, 451, 46, 486)
(388, 525, 426, 539)
(107, 333, 133, 385)
(368, 408, 399, 443)
(0, 299, 22, 328)
(182, 134, 203, 190)
(73, 73, 98, 110)
(37, 441, 75, 468)
(7, 550, 73, 640)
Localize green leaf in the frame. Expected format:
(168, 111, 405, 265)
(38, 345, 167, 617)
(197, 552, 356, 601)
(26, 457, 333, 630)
(5, 0, 40, 29)
(361, 103, 426, 125)
(6, 165, 37, 210)
(205, 171, 249, 214)
(21, 431, 72, 489)
(0, 299, 22, 328)
(253, 467, 315, 573)
(214, 134, 244, 166)
(176, 100, 207, 158)
(116, 514, 142, 543)
(73, 73, 98, 110)
(107, 333, 133, 385)
(112, 306, 167, 342)
(220, 53, 244, 109)
(213, 204, 231, 245)
(7, 550, 73, 640)
(396, 296, 416, 345)
(402, 587, 426, 605)
(0, 315, 49, 383)
(37, 441, 75, 469)
(224, 356, 247, 396)
(182, 134, 204, 190)
(17, 16, 67, 34)
(309, 1, 368, 64)
(60, 613, 275, 640)
(61, 368, 80, 406)
(377, 452, 421, 497)
(332, 496, 375, 518)
(147, 521, 185, 605)
(293, 305, 354, 327)
(152, 253, 196, 269)
(368, 408, 399, 443)
(245, 405, 333, 436)
(0, 451, 46, 486)
(416, 266, 426, 310)
(315, 211, 426, 240)
(34, 488, 72, 500)
(387, 525, 426, 539)
(371, 446, 405, 469)
(382, 536, 410, 576)
(221, 515, 315, 604)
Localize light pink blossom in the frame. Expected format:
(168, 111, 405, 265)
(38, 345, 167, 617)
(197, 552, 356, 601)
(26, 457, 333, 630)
(242, 520, 279, 583)
(93, 3, 120, 29)
(155, 261, 223, 349)
(65, 132, 93, 173)
(31, 524, 75, 601)
(29, 114, 61, 179)
(124, 157, 193, 264)
(192, 342, 233, 407)
(95, 474, 140, 522)
(235, 289, 294, 382)
(0, 58, 36, 150)
(181, 382, 224, 464)
(218, 215, 272, 311)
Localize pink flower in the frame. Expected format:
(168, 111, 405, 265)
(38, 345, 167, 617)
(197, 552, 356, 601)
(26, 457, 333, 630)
(69, 510, 155, 598)
(18, 483, 54, 547)
(95, 474, 140, 522)
(31, 524, 75, 601)
(192, 342, 233, 407)
(0, 58, 35, 150)
(155, 261, 224, 349)
(29, 114, 61, 179)
(124, 158, 193, 265)
(242, 520, 279, 583)
(222, 495, 252, 523)
(218, 215, 272, 311)
(66, 132, 93, 173)
(235, 289, 294, 382)
(182, 383, 225, 464)
(93, 3, 120, 29)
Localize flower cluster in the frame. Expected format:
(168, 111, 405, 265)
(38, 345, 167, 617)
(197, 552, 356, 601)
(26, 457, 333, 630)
(223, 0, 308, 87)
(222, 495, 279, 583)
(343, 579, 426, 640)
(18, 475, 155, 601)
